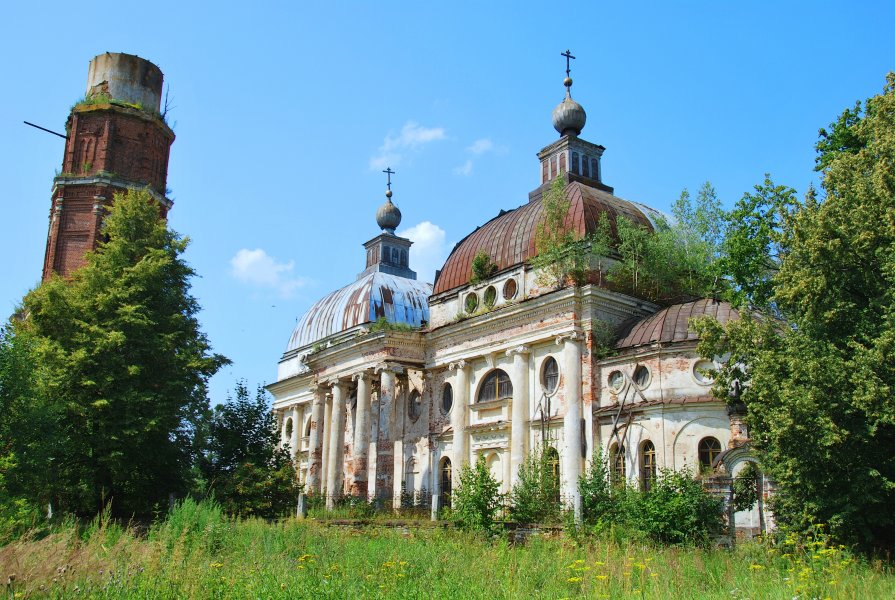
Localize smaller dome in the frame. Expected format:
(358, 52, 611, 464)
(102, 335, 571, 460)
(552, 96, 586, 137)
(376, 198, 402, 233)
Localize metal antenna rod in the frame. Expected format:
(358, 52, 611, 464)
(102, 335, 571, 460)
(24, 121, 67, 140)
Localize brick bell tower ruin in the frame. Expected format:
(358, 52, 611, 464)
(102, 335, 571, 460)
(42, 52, 175, 280)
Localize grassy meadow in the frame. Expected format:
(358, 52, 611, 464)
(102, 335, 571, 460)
(1, 500, 893, 599)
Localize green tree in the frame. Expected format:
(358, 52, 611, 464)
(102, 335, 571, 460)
(453, 455, 503, 533)
(202, 381, 300, 518)
(14, 189, 228, 517)
(695, 73, 895, 551)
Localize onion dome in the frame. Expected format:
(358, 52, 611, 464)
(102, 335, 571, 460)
(553, 82, 586, 137)
(376, 193, 402, 233)
(286, 271, 431, 351)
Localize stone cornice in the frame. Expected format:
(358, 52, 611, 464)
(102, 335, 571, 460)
(505, 345, 530, 357)
(53, 174, 173, 209)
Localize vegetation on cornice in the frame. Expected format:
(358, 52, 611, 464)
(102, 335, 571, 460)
(365, 317, 420, 334)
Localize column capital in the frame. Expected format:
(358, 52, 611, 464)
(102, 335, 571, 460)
(555, 331, 583, 345)
(448, 359, 469, 371)
(353, 370, 372, 383)
(505, 345, 530, 357)
(374, 362, 404, 375)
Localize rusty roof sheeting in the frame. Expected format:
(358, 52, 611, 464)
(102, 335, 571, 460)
(614, 299, 739, 349)
(432, 181, 656, 295)
(287, 272, 432, 351)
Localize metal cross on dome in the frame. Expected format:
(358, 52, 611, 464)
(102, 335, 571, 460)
(561, 49, 576, 77)
(383, 167, 396, 192)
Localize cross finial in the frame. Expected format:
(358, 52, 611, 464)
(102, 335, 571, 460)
(561, 49, 576, 78)
(383, 167, 396, 191)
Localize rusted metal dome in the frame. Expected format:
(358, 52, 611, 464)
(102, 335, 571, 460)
(614, 299, 739, 350)
(432, 179, 663, 295)
(287, 271, 431, 351)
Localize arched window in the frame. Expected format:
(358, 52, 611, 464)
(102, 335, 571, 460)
(442, 383, 453, 414)
(439, 457, 452, 509)
(304, 416, 312, 437)
(640, 441, 657, 491)
(571, 151, 580, 175)
(610, 444, 626, 486)
(284, 417, 293, 439)
(408, 389, 422, 420)
(477, 369, 512, 403)
(542, 356, 559, 394)
(698, 437, 722, 472)
(545, 447, 561, 502)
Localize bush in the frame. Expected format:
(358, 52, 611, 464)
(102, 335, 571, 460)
(623, 469, 724, 546)
(511, 446, 561, 524)
(453, 455, 503, 534)
(150, 497, 229, 554)
(578, 449, 615, 527)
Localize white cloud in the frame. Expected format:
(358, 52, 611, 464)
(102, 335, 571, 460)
(398, 221, 449, 285)
(467, 138, 494, 154)
(230, 248, 309, 298)
(369, 122, 446, 170)
(453, 159, 473, 176)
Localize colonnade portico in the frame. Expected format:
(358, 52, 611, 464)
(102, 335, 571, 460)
(278, 332, 586, 519)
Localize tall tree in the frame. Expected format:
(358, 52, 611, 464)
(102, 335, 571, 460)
(13, 190, 228, 517)
(696, 73, 895, 551)
(201, 381, 299, 518)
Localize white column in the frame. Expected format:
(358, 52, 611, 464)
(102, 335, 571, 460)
(507, 346, 530, 490)
(367, 388, 380, 501)
(377, 366, 397, 502)
(392, 377, 407, 509)
(352, 371, 372, 497)
(320, 393, 333, 500)
(559, 332, 583, 521)
(449, 360, 470, 468)
(306, 386, 325, 494)
(290, 405, 300, 460)
(326, 381, 347, 509)
(278, 410, 288, 449)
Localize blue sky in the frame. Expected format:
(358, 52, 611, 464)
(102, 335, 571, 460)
(2, 1, 893, 403)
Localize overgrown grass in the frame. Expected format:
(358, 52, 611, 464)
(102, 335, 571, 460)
(1, 499, 892, 598)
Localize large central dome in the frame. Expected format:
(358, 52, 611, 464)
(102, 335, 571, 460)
(432, 178, 663, 295)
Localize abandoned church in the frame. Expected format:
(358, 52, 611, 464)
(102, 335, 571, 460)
(265, 57, 768, 531)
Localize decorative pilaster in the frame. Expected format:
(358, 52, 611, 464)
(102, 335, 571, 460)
(506, 346, 530, 489)
(449, 359, 470, 469)
(306, 386, 325, 494)
(558, 331, 583, 521)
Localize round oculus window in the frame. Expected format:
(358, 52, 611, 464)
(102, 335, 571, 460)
(442, 383, 453, 414)
(542, 356, 559, 394)
(483, 286, 497, 308)
(608, 370, 624, 392)
(693, 359, 717, 384)
(633, 365, 650, 389)
(465, 292, 479, 313)
(502, 278, 518, 300)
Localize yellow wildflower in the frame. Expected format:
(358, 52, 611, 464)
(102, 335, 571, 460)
(749, 564, 765, 570)
(567, 577, 582, 583)
(595, 575, 608, 581)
